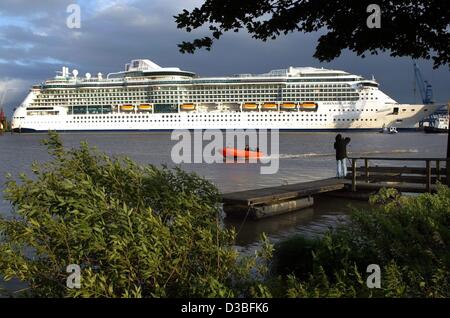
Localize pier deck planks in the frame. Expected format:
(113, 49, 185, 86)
(222, 178, 346, 206)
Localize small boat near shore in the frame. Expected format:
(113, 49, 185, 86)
(221, 147, 264, 160)
(379, 125, 398, 134)
(424, 126, 449, 133)
(422, 114, 449, 133)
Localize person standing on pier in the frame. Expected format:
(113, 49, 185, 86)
(334, 134, 351, 178)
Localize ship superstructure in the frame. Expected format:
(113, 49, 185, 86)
(11, 59, 439, 132)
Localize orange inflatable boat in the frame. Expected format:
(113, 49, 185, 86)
(220, 147, 264, 159)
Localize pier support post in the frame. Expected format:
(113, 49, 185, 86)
(426, 160, 431, 192)
(352, 159, 357, 192)
(364, 158, 369, 182)
(436, 160, 441, 181)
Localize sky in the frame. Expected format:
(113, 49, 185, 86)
(0, 0, 449, 116)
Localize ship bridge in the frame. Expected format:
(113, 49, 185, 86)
(107, 59, 196, 79)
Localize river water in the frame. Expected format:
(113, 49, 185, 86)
(0, 131, 447, 292)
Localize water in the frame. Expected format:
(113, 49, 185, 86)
(0, 131, 446, 225)
(0, 131, 447, 292)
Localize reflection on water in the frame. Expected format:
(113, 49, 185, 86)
(226, 196, 368, 251)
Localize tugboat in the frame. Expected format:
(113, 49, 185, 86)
(423, 114, 449, 133)
(388, 127, 398, 134)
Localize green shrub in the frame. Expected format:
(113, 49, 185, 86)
(274, 187, 450, 298)
(0, 132, 268, 298)
(272, 236, 320, 279)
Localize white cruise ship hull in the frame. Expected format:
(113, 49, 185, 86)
(12, 103, 438, 132)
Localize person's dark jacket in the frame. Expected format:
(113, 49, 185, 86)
(334, 136, 351, 160)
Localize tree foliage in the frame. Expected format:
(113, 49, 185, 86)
(175, 0, 450, 68)
(0, 132, 269, 298)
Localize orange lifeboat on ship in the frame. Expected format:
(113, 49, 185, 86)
(138, 103, 153, 111)
(220, 147, 264, 160)
(243, 103, 258, 111)
(181, 103, 196, 111)
(300, 102, 318, 111)
(120, 104, 134, 111)
(262, 103, 278, 110)
(280, 102, 297, 110)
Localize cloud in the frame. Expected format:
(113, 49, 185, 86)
(0, 0, 71, 17)
(0, 78, 30, 110)
(0, 0, 448, 116)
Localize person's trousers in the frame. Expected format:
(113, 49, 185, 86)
(336, 159, 347, 178)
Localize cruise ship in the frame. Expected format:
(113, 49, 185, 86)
(11, 59, 440, 132)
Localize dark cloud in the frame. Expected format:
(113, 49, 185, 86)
(0, 0, 449, 116)
(0, 0, 71, 17)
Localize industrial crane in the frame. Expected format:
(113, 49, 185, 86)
(413, 62, 434, 105)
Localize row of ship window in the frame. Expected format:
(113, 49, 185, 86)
(60, 117, 378, 124)
(40, 88, 356, 95)
(40, 88, 357, 94)
(69, 110, 383, 119)
(37, 89, 358, 98)
(32, 98, 361, 107)
(68, 113, 378, 119)
(35, 94, 360, 101)
(69, 111, 390, 120)
(42, 85, 356, 95)
(70, 113, 331, 120)
(43, 79, 362, 89)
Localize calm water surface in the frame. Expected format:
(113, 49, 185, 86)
(0, 131, 446, 236)
(0, 131, 447, 292)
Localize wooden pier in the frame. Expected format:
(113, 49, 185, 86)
(222, 157, 449, 220)
(222, 178, 346, 219)
(346, 157, 450, 193)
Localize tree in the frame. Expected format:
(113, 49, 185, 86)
(0, 133, 270, 298)
(175, 0, 450, 68)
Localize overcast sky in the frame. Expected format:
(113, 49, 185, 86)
(0, 0, 449, 116)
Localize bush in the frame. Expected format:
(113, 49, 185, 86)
(272, 236, 321, 279)
(0, 132, 268, 298)
(273, 187, 450, 297)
